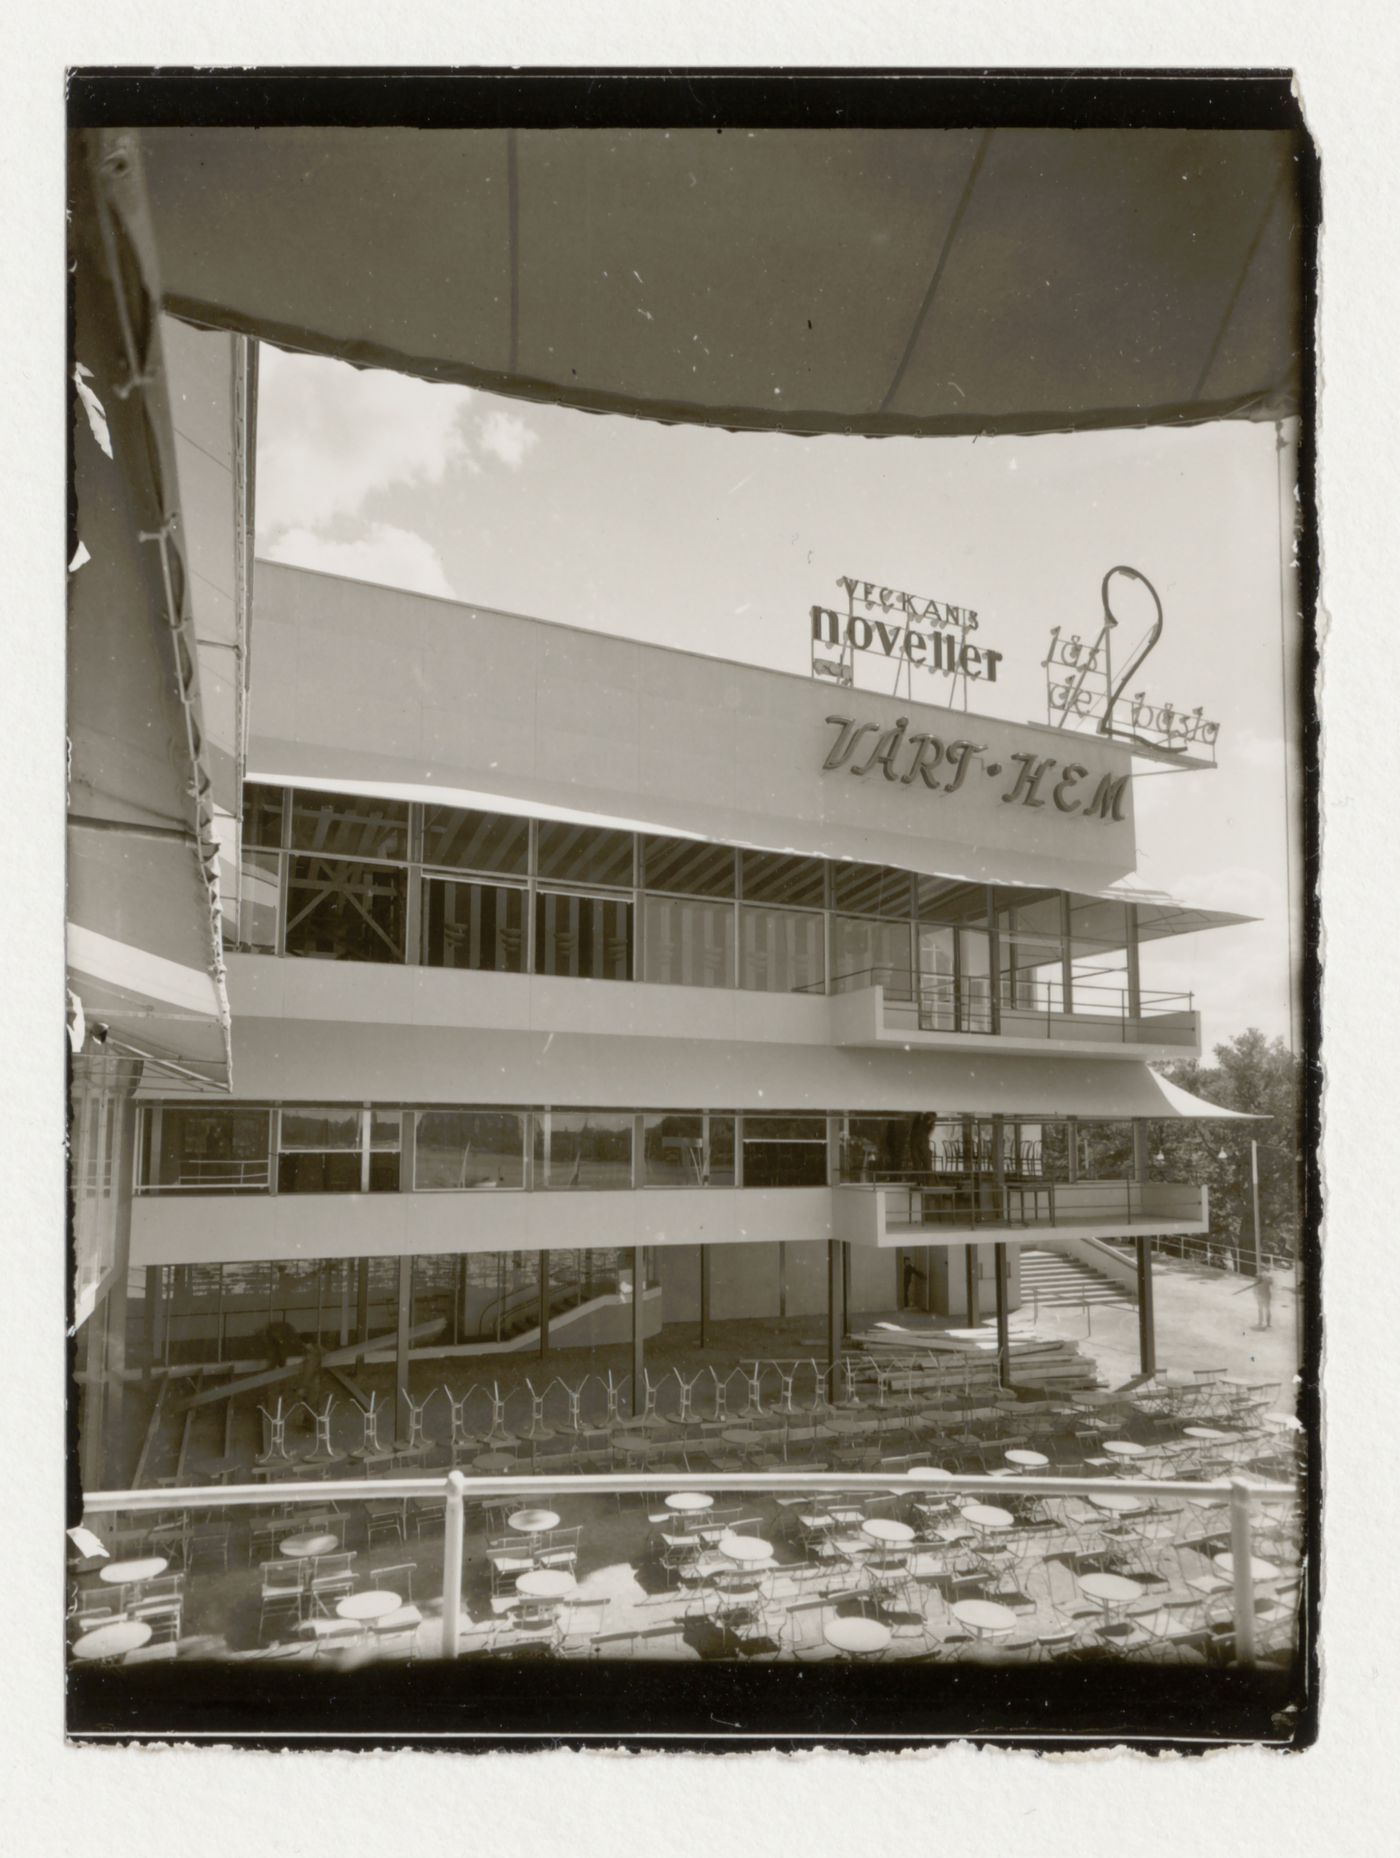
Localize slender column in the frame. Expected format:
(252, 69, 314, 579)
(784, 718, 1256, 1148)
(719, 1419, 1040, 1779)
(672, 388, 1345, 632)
(1066, 1117, 1080, 1184)
(1060, 890, 1075, 1017)
(1229, 1480, 1258, 1667)
(1132, 1121, 1156, 1374)
(394, 1256, 413, 1443)
(827, 1239, 843, 1397)
(538, 1248, 551, 1358)
(143, 1266, 160, 1378)
(993, 1242, 1012, 1389)
(78, 1298, 108, 1493)
(1125, 904, 1143, 1023)
(841, 1242, 852, 1339)
(355, 1257, 370, 1349)
(964, 1244, 980, 1325)
(631, 1246, 645, 1415)
(698, 1246, 711, 1348)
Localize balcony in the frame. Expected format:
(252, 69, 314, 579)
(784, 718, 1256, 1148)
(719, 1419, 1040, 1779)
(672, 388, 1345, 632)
(833, 1177, 1209, 1249)
(822, 968, 1201, 1060)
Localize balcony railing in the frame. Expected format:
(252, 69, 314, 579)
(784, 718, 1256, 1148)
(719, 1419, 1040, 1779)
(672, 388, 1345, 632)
(76, 1463, 1296, 1671)
(840, 1176, 1208, 1238)
(812, 966, 1198, 1047)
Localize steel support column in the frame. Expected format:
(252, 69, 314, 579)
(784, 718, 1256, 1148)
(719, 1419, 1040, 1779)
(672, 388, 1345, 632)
(1136, 1236, 1157, 1377)
(394, 1256, 413, 1444)
(538, 1248, 551, 1358)
(698, 1246, 710, 1348)
(964, 1244, 980, 1325)
(631, 1246, 645, 1415)
(827, 1239, 843, 1397)
(993, 1242, 1012, 1389)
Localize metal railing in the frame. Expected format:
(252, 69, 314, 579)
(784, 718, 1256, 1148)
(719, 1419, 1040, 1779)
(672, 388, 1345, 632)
(862, 1177, 1205, 1231)
(136, 1158, 271, 1192)
(79, 1464, 1294, 1669)
(812, 965, 1196, 1045)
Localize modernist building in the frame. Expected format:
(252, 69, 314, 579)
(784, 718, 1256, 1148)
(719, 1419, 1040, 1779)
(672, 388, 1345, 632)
(112, 560, 1253, 1448)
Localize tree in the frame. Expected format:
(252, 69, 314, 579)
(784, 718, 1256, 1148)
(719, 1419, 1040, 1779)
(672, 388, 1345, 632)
(1155, 1031, 1305, 1263)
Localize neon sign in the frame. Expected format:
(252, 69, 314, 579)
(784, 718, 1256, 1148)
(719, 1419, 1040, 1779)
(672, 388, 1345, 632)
(1043, 566, 1220, 763)
(811, 575, 1005, 698)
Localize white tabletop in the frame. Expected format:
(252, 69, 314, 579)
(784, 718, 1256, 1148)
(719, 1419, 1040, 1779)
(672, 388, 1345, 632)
(73, 1620, 153, 1660)
(862, 1519, 916, 1545)
(961, 1503, 1014, 1530)
(1089, 1491, 1146, 1514)
(1102, 1440, 1148, 1458)
(665, 1492, 715, 1514)
(516, 1569, 575, 1600)
(1078, 1572, 1144, 1607)
(279, 1533, 338, 1559)
(1182, 1427, 1233, 1442)
(336, 1589, 402, 1622)
(1005, 1449, 1049, 1468)
(508, 1509, 560, 1536)
(907, 1465, 955, 1481)
(823, 1615, 892, 1655)
(99, 1557, 168, 1586)
(1213, 1552, 1282, 1582)
(951, 1599, 1018, 1634)
(717, 1534, 773, 1564)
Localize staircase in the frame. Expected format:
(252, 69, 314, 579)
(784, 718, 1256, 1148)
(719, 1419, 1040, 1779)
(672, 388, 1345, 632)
(1019, 1246, 1136, 1311)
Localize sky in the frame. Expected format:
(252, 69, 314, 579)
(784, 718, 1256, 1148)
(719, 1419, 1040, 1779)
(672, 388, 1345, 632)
(254, 345, 1303, 1054)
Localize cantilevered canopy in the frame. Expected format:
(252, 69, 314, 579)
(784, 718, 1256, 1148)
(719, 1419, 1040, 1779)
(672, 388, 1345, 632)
(130, 125, 1303, 438)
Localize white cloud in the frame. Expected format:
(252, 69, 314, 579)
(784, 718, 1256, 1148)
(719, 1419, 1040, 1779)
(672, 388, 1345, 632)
(256, 346, 474, 534)
(260, 522, 456, 600)
(477, 408, 539, 471)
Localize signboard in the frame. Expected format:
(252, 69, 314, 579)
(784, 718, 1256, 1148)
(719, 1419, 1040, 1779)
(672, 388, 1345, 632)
(811, 575, 1004, 704)
(1042, 566, 1221, 768)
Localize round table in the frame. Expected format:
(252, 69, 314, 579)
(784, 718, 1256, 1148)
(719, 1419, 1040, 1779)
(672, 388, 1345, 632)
(1005, 1449, 1050, 1469)
(614, 1414, 663, 1431)
(473, 1452, 518, 1474)
(951, 1599, 1018, 1640)
(99, 1557, 168, 1588)
(1213, 1552, 1281, 1583)
(862, 1519, 915, 1547)
(823, 1416, 865, 1437)
(823, 1615, 892, 1658)
(721, 1428, 767, 1448)
(615, 1434, 656, 1457)
(336, 1590, 402, 1622)
(908, 1465, 954, 1481)
(1182, 1426, 1234, 1442)
(1088, 1491, 1146, 1515)
(73, 1619, 153, 1661)
(718, 1533, 773, 1565)
(960, 1503, 1014, 1530)
(665, 1492, 714, 1516)
(1078, 1572, 1144, 1614)
(278, 1533, 338, 1559)
(1102, 1440, 1149, 1459)
(508, 1509, 560, 1538)
(515, 1569, 575, 1601)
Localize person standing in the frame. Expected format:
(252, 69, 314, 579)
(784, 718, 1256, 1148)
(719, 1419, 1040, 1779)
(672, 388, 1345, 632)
(1232, 1267, 1275, 1330)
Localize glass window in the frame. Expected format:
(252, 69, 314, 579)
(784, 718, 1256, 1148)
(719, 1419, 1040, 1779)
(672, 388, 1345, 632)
(708, 1115, 736, 1186)
(916, 877, 989, 925)
(285, 857, 407, 962)
(368, 1110, 402, 1191)
(1066, 896, 1131, 953)
(916, 924, 993, 1032)
(641, 834, 736, 897)
(290, 788, 409, 861)
(740, 850, 826, 908)
(235, 849, 281, 953)
(421, 804, 529, 875)
(831, 917, 913, 997)
(741, 1115, 828, 1188)
(534, 1112, 633, 1189)
(998, 893, 1065, 1015)
(423, 877, 526, 972)
(640, 1113, 705, 1187)
(536, 821, 635, 888)
(830, 861, 913, 918)
(414, 1110, 526, 1190)
(535, 891, 633, 981)
(739, 906, 824, 994)
(242, 781, 285, 849)
(143, 1107, 271, 1192)
(277, 1106, 399, 1193)
(641, 895, 735, 989)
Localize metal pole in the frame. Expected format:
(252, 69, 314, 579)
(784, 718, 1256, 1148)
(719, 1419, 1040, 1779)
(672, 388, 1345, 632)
(965, 1244, 980, 1325)
(1249, 1141, 1262, 1280)
(440, 1469, 466, 1659)
(993, 1243, 1011, 1389)
(827, 1240, 843, 1398)
(538, 1248, 551, 1358)
(698, 1246, 710, 1348)
(1229, 1478, 1258, 1667)
(1136, 1236, 1157, 1377)
(395, 1256, 413, 1444)
(631, 1246, 645, 1416)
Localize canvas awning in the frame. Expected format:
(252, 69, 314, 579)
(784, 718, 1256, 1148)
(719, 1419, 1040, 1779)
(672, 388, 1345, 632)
(126, 124, 1303, 439)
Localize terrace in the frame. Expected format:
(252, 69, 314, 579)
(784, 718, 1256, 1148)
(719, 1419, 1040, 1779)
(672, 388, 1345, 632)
(72, 1366, 1301, 1673)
